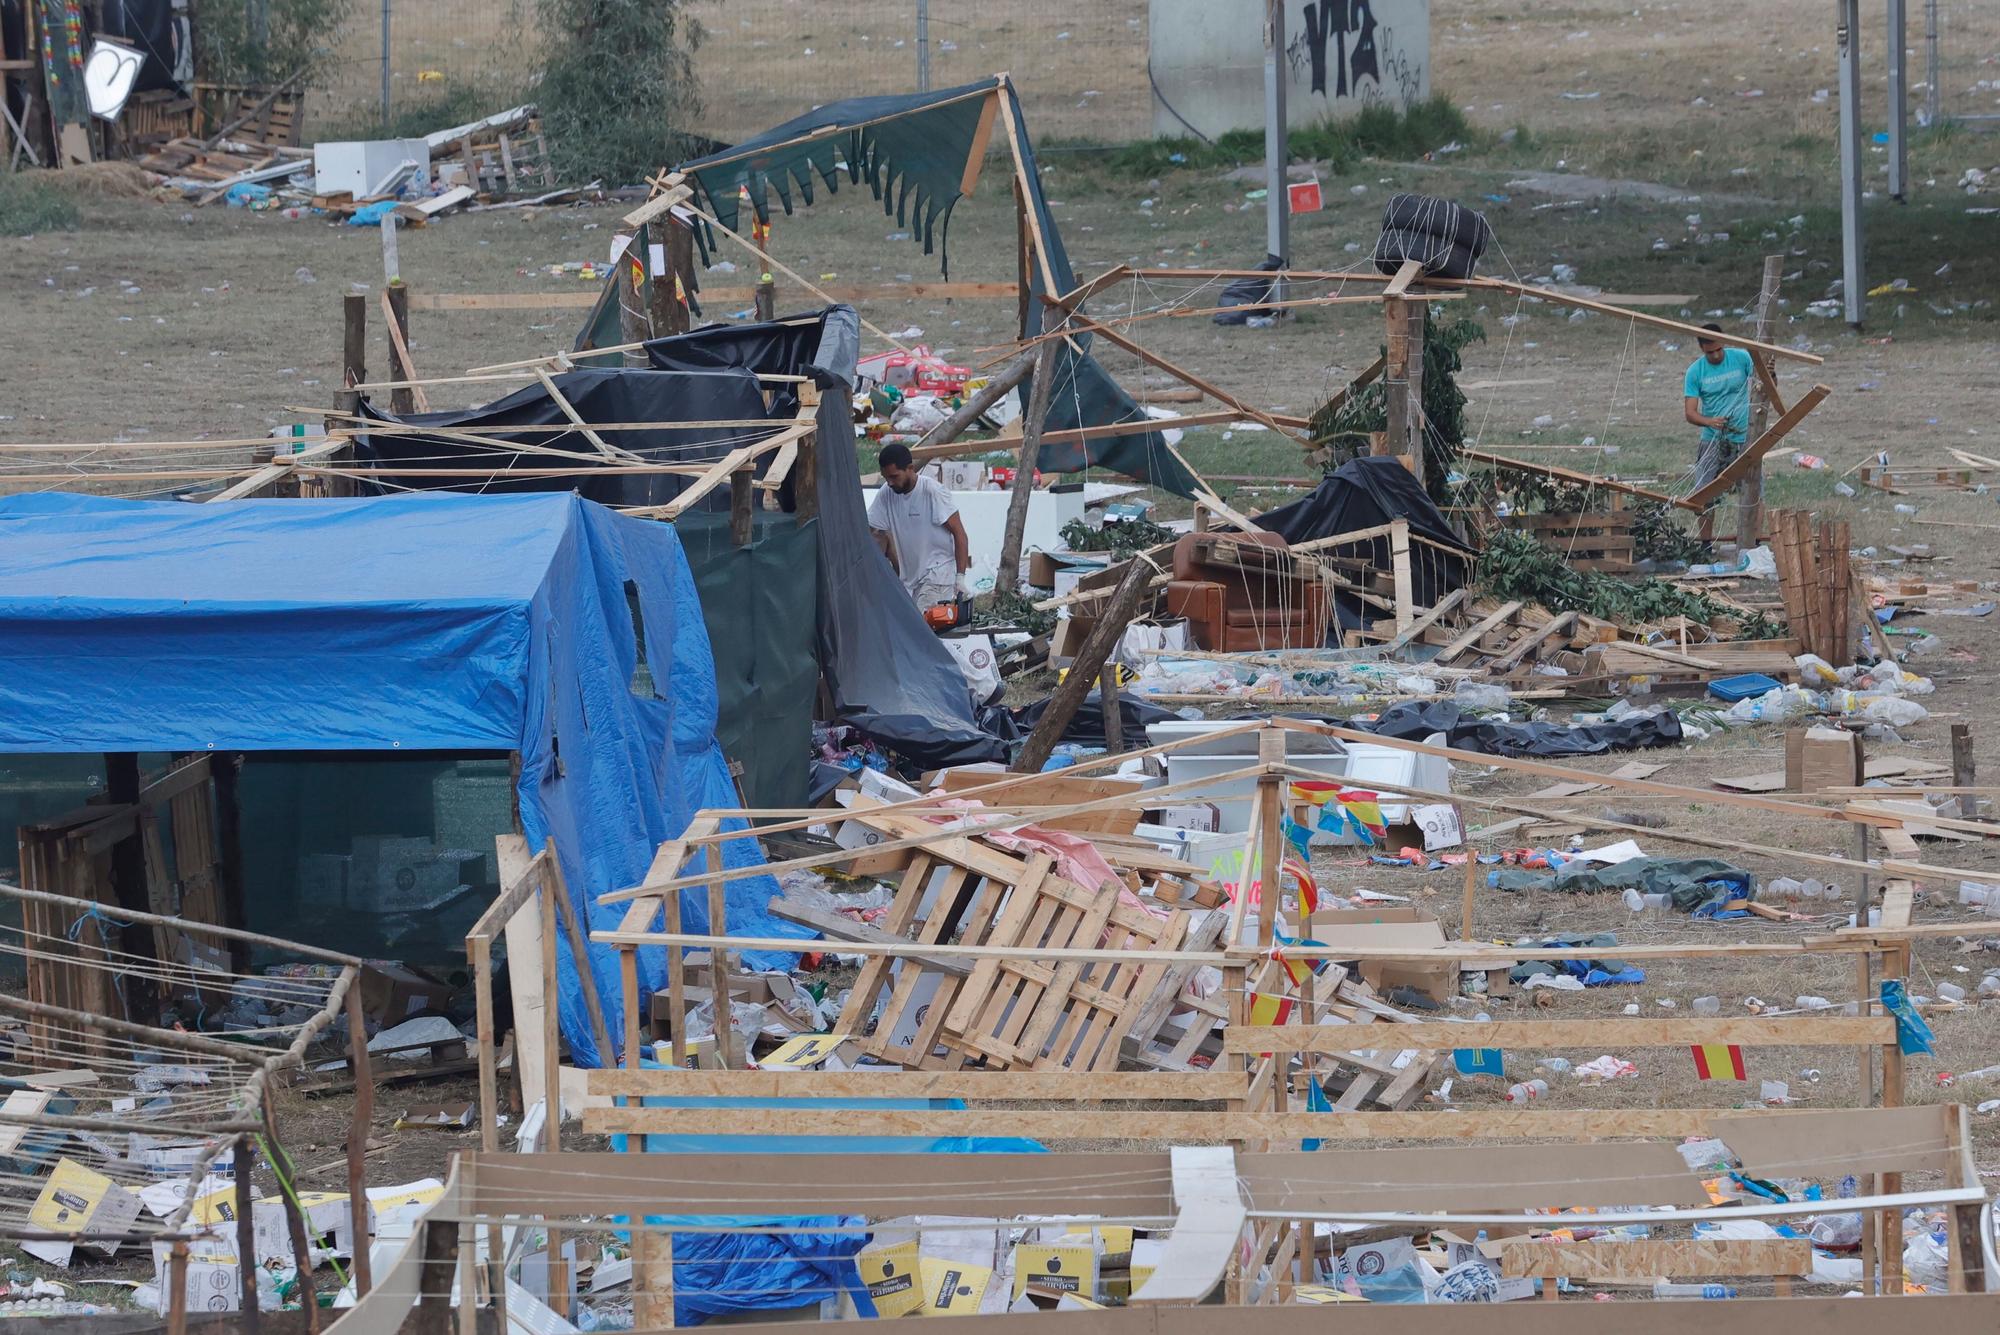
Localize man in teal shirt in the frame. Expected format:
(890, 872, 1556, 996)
(1683, 324, 1755, 492)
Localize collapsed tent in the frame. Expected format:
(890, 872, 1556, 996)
(1256, 455, 1475, 628)
(0, 490, 808, 1066)
(669, 76, 1199, 495)
(353, 307, 1005, 773)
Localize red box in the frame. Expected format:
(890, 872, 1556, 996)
(1287, 179, 1323, 215)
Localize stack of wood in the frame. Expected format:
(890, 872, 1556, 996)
(433, 110, 554, 196)
(1770, 509, 1853, 664)
(135, 138, 312, 202)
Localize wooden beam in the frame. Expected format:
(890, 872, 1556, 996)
(959, 89, 1001, 196)
(586, 1067, 1247, 1100)
(1382, 588, 1468, 655)
(207, 439, 350, 501)
(1502, 1239, 1812, 1282)
(1683, 384, 1834, 509)
(1222, 1016, 1894, 1054)
(1060, 313, 1302, 439)
(582, 1106, 1814, 1143)
(1444, 276, 1825, 364)
(533, 367, 628, 461)
(1434, 600, 1522, 664)
(408, 282, 1021, 312)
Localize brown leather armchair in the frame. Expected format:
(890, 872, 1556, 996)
(1162, 532, 1332, 651)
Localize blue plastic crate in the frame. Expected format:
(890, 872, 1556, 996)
(1707, 672, 1783, 703)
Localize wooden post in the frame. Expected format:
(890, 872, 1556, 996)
(380, 213, 400, 286)
(1013, 557, 1153, 773)
(1950, 723, 1975, 819)
(1014, 177, 1033, 335)
(704, 843, 741, 1068)
(409, 1209, 460, 1335)
(1880, 943, 1907, 1297)
(1740, 254, 1783, 548)
(1256, 729, 1286, 954)
(1099, 669, 1124, 755)
(385, 283, 415, 416)
(730, 466, 755, 546)
(664, 886, 689, 1069)
(754, 274, 776, 322)
(263, 1108, 321, 1334)
(165, 1241, 189, 1335)
(341, 292, 368, 394)
(344, 983, 376, 1298)
(234, 1135, 260, 1335)
(1459, 815, 1478, 942)
(794, 431, 819, 524)
(633, 1226, 676, 1329)
(538, 866, 569, 1316)
(997, 333, 1058, 594)
(1390, 520, 1414, 632)
(650, 216, 693, 338)
(1384, 297, 1426, 486)
(618, 236, 651, 368)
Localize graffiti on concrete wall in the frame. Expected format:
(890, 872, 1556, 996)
(1289, 1, 1425, 108)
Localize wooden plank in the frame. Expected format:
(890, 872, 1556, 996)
(586, 1067, 1246, 1100)
(582, 1106, 1811, 1143)
(1683, 384, 1833, 509)
(1061, 314, 1301, 440)
(1223, 1016, 1893, 1053)
(207, 439, 348, 501)
(1434, 601, 1522, 664)
(1502, 1239, 1812, 1282)
(1382, 588, 1468, 655)
(409, 282, 1020, 311)
(1443, 277, 1823, 364)
(1489, 610, 1576, 674)
(959, 89, 1001, 196)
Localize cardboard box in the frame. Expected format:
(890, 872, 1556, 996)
(758, 1033, 862, 1070)
(1787, 725, 1864, 793)
(1315, 907, 1455, 1004)
(857, 1239, 925, 1317)
(356, 962, 458, 1028)
(153, 1241, 243, 1313)
(25, 1158, 142, 1265)
(1143, 802, 1220, 833)
(921, 1255, 997, 1315)
(934, 767, 1150, 836)
(1011, 1241, 1097, 1300)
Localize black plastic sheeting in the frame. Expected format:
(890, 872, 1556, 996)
(352, 307, 1005, 773)
(1359, 701, 1683, 758)
(1211, 254, 1286, 326)
(982, 694, 1181, 751)
(679, 512, 821, 810)
(1255, 456, 1475, 629)
(643, 311, 1006, 771)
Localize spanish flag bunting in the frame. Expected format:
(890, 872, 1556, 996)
(1247, 992, 1293, 1027)
(1689, 1043, 1747, 1081)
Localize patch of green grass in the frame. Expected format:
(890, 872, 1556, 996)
(0, 172, 79, 236)
(1078, 94, 1482, 181)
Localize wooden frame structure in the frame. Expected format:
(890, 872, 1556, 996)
(551, 718, 1999, 1311)
(328, 1102, 1993, 1332)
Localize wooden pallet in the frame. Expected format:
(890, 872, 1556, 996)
(941, 861, 1190, 1071)
(1771, 509, 1852, 664)
(1858, 465, 1973, 494)
(1516, 509, 1636, 573)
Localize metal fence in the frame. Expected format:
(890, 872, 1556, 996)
(307, 0, 1154, 144)
(1931, 0, 2000, 124)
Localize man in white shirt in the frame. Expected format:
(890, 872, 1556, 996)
(868, 442, 971, 610)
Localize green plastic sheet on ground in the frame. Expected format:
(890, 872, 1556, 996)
(1491, 857, 1755, 914)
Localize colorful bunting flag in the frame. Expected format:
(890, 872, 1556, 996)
(1452, 1048, 1505, 1078)
(1289, 782, 1388, 846)
(1301, 1074, 1333, 1151)
(1247, 992, 1293, 1027)
(1689, 1043, 1747, 1081)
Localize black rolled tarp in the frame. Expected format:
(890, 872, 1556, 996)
(351, 307, 1005, 773)
(1359, 701, 1683, 758)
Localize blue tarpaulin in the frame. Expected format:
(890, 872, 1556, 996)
(0, 490, 810, 1064)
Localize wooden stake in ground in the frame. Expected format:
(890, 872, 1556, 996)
(1013, 557, 1154, 773)
(648, 215, 693, 339)
(1383, 293, 1426, 486)
(1951, 723, 1976, 820)
(997, 330, 1059, 594)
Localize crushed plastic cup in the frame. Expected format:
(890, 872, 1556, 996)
(1937, 981, 1967, 1002)
(1691, 996, 1722, 1015)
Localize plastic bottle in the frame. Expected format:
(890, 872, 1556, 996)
(1767, 877, 1803, 900)
(1979, 974, 2000, 998)
(1505, 1079, 1549, 1103)
(1936, 981, 1967, 1003)
(1797, 995, 1833, 1011)
(1691, 996, 1722, 1016)
(1960, 882, 2000, 911)
(1653, 1280, 1737, 1299)
(1536, 1058, 1572, 1076)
